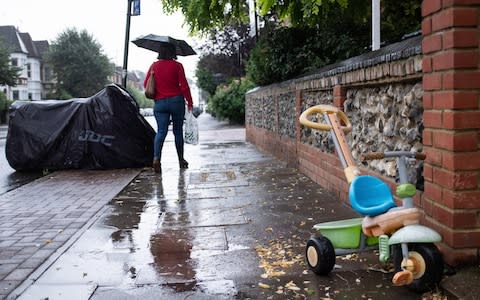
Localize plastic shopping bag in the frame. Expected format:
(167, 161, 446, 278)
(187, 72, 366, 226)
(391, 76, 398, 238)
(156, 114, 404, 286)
(184, 111, 199, 145)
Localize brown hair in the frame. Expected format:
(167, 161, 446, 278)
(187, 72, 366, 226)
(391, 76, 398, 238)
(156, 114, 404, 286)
(157, 43, 177, 60)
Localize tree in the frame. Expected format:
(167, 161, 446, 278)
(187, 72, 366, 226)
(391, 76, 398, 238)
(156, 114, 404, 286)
(0, 39, 21, 87)
(160, 0, 420, 44)
(46, 28, 112, 99)
(160, 0, 250, 34)
(195, 23, 255, 95)
(245, 0, 422, 86)
(127, 86, 154, 108)
(257, 0, 421, 42)
(246, 19, 369, 86)
(208, 78, 255, 124)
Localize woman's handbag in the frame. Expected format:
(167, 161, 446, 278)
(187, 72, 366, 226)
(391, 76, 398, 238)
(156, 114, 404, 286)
(145, 72, 156, 99)
(184, 111, 199, 145)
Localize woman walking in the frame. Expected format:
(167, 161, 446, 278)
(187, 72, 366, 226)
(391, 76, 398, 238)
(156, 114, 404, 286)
(144, 44, 193, 173)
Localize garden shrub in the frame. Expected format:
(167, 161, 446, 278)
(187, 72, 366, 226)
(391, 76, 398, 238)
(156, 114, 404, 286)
(208, 78, 255, 124)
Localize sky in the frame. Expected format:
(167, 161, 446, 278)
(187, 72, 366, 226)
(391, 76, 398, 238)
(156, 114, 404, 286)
(0, 0, 203, 81)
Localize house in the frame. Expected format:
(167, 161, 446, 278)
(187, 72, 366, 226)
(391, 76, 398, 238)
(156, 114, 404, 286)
(1, 25, 148, 102)
(108, 66, 145, 91)
(0, 25, 54, 101)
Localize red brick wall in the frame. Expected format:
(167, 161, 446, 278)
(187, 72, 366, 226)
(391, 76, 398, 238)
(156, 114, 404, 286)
(422, 0, 480, 265)
(246, 125, 298, 167)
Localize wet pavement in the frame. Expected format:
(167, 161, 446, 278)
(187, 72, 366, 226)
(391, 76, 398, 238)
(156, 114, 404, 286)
(0, 114, 476, 299)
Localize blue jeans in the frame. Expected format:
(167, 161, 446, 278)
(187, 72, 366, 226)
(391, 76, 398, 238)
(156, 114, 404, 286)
(153, 95, 185, 161)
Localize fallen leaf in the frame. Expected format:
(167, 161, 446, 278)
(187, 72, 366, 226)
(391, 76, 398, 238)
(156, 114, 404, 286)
(258, 282, 271, 289)
(285, 281, 301, 291)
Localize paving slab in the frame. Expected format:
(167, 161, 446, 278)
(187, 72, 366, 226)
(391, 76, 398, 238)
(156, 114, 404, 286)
(1, 169, 140, 299)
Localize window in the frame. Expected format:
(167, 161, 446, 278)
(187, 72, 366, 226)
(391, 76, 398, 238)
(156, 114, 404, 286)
(12, 91, 19, 100)
(28, 93, 32, 100)
(27, 63, 31, 78)
(11, 58, 18, 66)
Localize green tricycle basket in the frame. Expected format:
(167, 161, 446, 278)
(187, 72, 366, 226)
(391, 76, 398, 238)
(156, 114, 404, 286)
(313, 218, 378, 249)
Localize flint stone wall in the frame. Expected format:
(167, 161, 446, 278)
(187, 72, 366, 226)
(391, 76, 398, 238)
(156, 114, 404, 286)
(246, 35, 424, 188)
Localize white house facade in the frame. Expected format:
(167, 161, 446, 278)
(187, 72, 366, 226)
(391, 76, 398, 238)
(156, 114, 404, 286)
(0, 25, 53, 101)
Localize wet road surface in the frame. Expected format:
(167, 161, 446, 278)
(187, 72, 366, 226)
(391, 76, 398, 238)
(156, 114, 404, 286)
(12, 114, 446, 299)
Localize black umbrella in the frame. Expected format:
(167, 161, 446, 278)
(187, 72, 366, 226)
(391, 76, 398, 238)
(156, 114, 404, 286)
(132, 34, 196, 56)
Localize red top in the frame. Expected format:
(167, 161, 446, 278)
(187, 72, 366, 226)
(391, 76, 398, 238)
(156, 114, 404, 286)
(144, 59, 193, 108)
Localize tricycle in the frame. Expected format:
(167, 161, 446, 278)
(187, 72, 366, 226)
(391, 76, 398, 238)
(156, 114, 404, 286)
(299, 104, 443, 292)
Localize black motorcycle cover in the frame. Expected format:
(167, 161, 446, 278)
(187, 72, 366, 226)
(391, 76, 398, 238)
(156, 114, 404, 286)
(6, 84, 155, 171)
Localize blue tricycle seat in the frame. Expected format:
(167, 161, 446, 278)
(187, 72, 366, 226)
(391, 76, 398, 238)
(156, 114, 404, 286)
(349, 175, 396, 216)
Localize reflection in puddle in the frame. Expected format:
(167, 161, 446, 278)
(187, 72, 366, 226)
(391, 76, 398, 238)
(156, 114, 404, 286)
(103, 170, 197, 292)
(150, 228, 196, 292)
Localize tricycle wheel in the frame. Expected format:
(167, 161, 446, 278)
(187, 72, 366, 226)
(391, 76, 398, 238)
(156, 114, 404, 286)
(305, 236, 335, 275)
(393, 243, 443, 293)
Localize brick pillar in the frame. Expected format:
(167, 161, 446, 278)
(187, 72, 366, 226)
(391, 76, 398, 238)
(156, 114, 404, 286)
(422, 0, 480, 266)
(333, 85, 346, 109)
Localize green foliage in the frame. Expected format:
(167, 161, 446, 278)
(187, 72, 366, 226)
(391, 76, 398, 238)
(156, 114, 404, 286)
(159, 0, 421, 42)
(246, 23, 368, 86)
(0, 91, 7, 110)
(382, 0, 422, 43)
(0, 39, 21, 87)
(246, 0, 421, 86)
(0, 91, 12, 124)
(160, 0, 250, 34)
(46, 28, 113, 99)
(195, 24, 255, 95)
(208, 78, 255, 124)
(257, 0, 366, 27)
(257, 0, 421, 42)
(126, 86, 154, 108)
(195, 67, 217, 95)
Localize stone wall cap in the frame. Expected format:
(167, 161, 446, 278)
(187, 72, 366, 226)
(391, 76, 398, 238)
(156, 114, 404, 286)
(297, 35, 421, 82)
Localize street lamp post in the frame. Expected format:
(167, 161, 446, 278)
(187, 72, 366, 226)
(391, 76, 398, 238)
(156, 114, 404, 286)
(122, 0, 140, 88)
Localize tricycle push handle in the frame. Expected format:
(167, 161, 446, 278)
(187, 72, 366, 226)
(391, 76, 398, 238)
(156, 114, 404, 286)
(360, 151, 426, 162)
(299, 105, 352, 133)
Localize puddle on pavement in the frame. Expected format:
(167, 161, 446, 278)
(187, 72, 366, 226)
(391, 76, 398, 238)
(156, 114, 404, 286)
(100, 170, 196, 291)
(97, 168, 248, 293)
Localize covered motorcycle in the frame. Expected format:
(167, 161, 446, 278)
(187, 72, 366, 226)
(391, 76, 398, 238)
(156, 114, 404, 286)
(6, 84, 155, 171)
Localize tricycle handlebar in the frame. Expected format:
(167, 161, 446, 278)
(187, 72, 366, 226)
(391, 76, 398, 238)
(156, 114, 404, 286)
(360, 151, 426, 162)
